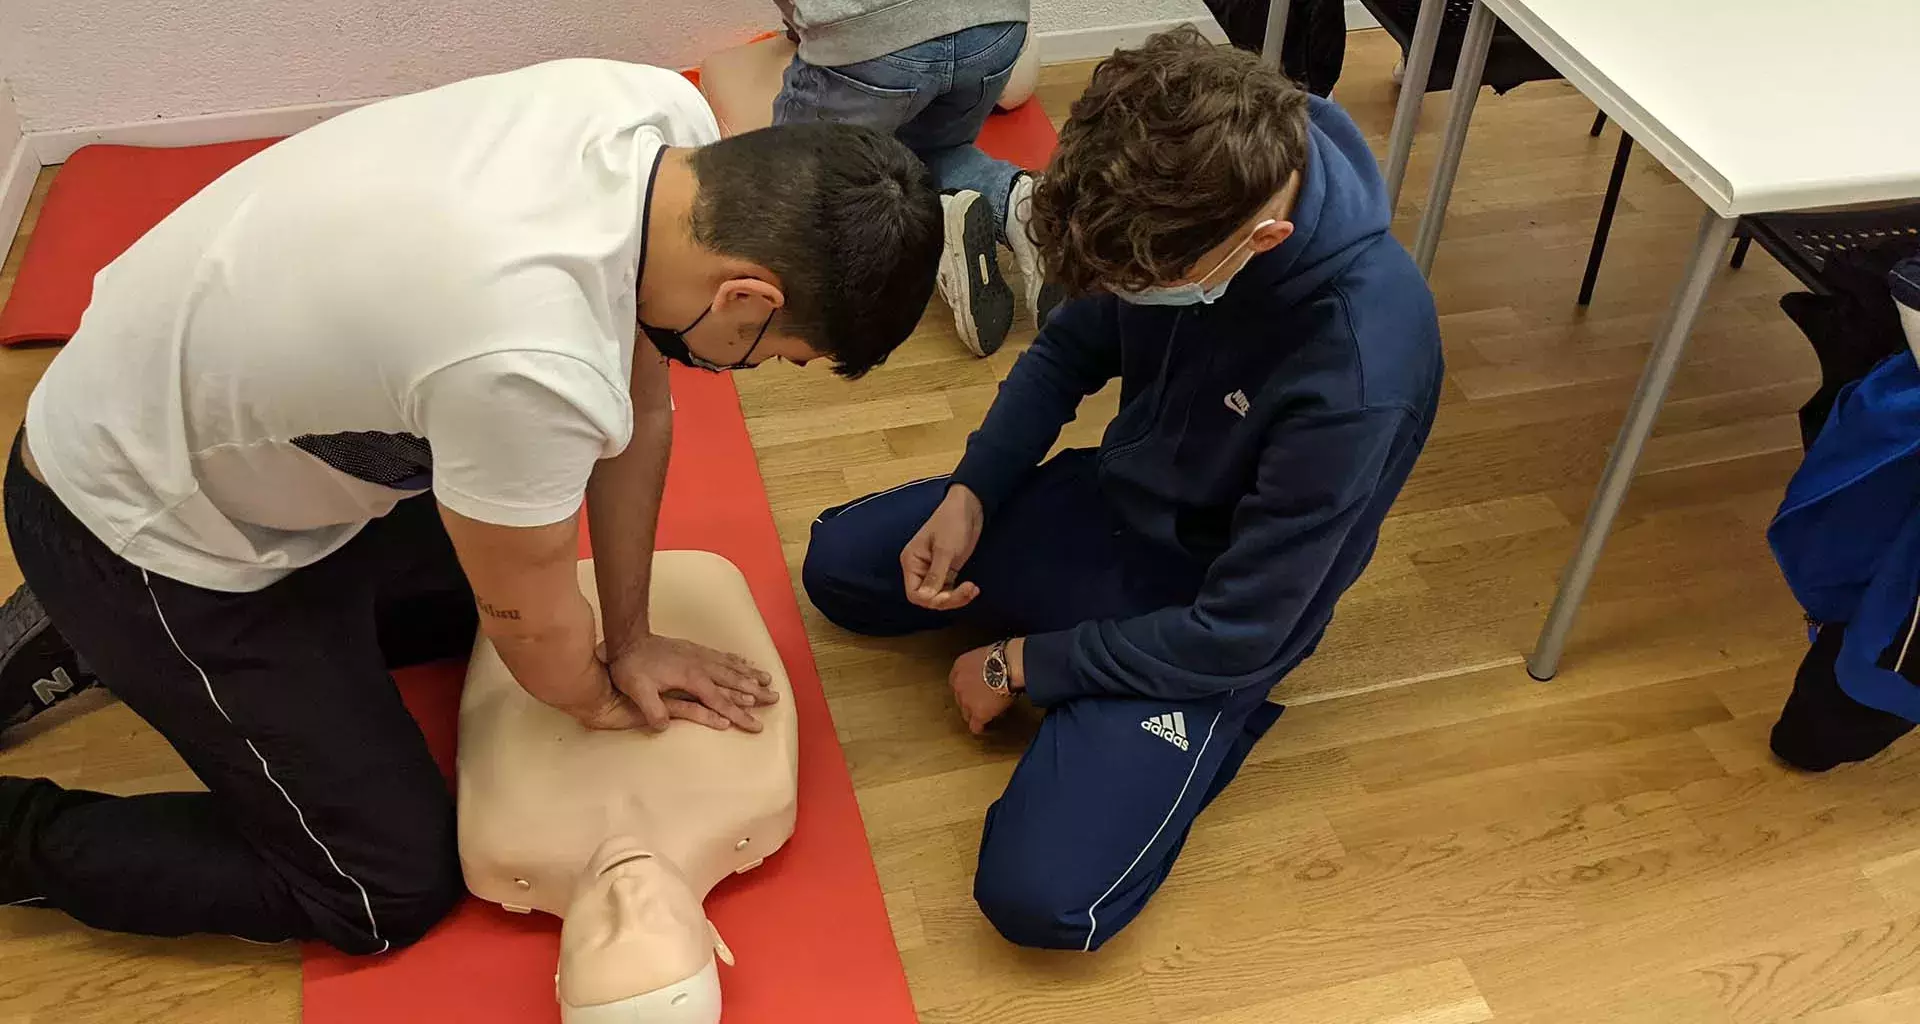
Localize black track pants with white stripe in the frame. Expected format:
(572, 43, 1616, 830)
(1, 438, 473, 954)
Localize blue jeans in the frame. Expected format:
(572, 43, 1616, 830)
(802, 451, 1286, 950)
(773, 22, 1027, 240)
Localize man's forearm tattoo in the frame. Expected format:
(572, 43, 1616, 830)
(478, 597, 522, 621)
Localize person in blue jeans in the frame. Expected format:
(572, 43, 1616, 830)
(802, 29, 1443, 950)
(773, 1, 1060, 358)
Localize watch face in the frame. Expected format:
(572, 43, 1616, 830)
(984, 653, 1008, 692)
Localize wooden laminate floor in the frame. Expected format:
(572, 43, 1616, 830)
(4, 30, 1918, 1024)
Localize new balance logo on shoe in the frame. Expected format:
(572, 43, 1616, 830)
(1141, 711, 1190, 751)
(1224, 390, 1251, 417)
(31, 667, 77, 706)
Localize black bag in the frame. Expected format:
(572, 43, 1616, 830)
(1203, 0, 1347, 97)
(1770, 239, 1920, 770)
(1773, 623, 1916, 772)
(1781, 238, 1916, 450)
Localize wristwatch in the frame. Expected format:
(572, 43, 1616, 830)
(983, 639, 1016, 696)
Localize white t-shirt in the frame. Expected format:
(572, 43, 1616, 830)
(27, 59, 720, 593)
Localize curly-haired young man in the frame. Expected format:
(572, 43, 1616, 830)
(802, 27, 1443, 950)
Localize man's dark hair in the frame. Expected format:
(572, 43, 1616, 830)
(1031, 24, 1311, 296)
(687, 122, 942, 378)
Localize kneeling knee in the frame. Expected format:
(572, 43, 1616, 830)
(799, 538, 859, 629)
(801, 523, 912, 637)
(973, 856, 1102, 952)
(316, 849, 463, 954)
(371, 863, 464, 951)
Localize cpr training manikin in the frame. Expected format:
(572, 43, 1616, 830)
(457, 552, 799, 1024)
(454, 38, 1036, 1019)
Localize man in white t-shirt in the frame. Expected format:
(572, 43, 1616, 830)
(0, 58, 941, 954)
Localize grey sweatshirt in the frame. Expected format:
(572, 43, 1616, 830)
(775, 0, 1030, 67)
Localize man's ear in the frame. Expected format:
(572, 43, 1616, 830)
(1248, 220, 1295, 254)
(717, 265, 785, 317)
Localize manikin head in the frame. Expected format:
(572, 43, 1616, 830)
(558, 839, 732, 1024)
(637, 124, 943, 377)
(1029, 25, 1310, 304)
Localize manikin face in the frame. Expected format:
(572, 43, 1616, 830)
(558, 838, 725, 1023)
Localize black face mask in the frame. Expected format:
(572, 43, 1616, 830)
(638, 306, 774, 373)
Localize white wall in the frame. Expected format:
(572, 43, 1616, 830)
(0, 0, 770, 133)
(1038, 0, 1212, 32)
(0, 73, 32, 257)
(1032, 0, 1213, 39)
(0, 0, 1232, 135)
(0, 79, 21, 155)
(1033, 0, 1226, 60)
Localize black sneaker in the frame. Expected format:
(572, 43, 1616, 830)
(0, 586, 100, 734)
(936, 190, 1015, 357)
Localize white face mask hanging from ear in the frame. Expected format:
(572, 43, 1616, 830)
(1115, 219, 1278, 307)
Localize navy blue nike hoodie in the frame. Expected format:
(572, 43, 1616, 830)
(948, 96, 1443, 706)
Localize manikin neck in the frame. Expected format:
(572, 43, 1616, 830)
(582, 839, 732, 965)
(588, 831, 718, 904)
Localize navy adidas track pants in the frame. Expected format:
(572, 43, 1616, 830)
(802, 449, 1285, 951)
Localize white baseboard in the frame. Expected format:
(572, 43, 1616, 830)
(0, 133, 35, 262)
(20, 6, 1390, 166)
(27, 97, 375, 166)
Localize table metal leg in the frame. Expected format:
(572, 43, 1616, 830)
(1410, 0, 1496, 276)
(1526, 210, 1738, 680)
(1262, 0, 1292, 70)
(1384, 0, 1448, 210)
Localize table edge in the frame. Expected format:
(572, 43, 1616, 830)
(1480, 0, 1739, 217)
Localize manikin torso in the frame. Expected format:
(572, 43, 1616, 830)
(457, 552, 799, 1023)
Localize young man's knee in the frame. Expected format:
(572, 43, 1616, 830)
(802, 516, 911, 636)
(800, 526, 870, 630)
(973, 851, 1136, 951)
(369, 865, 464, 950)
(302, 800, 464, 954)
(314, 850, 463, 954)
(973, 827, 1149, 952)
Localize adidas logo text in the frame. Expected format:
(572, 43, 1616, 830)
(1141, 711, 1190, 751)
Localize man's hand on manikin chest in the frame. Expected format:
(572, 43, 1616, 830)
(584, 337, 780, 732)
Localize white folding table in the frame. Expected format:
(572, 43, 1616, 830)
(1395, 0, 1920, 678)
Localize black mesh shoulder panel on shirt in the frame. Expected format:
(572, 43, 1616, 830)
(291, 431, 434, 489)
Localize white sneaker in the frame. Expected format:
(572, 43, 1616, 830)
(936, 190, 1014, 357)
(1005, 175, 1063, 329)
(1392, 56, 1406, 87)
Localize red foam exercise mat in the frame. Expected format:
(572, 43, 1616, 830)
(0, 140, 279, 345)
(306, 365, 912, 1024)
(1, 149, 919, 1020)
(977, 100, 1057, 174)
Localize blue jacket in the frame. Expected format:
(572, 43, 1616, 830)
(948, 96, 1444, 705)
(1770, 350, 1920, 723)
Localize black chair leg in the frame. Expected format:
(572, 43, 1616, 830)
(1579, 131, 1634, 306)
(1731, 232, 1752, 270)
(1590, 110, 1607, 137)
